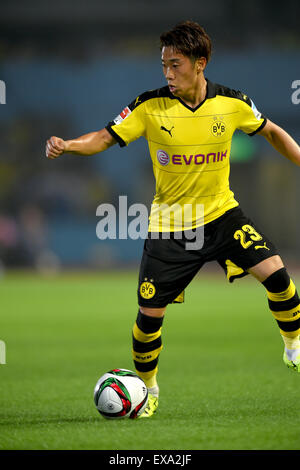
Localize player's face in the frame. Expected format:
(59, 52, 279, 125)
(161, 47, 202, 98)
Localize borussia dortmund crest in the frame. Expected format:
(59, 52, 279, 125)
(140, 281, 156, 299)
(211, 116, 226, 137)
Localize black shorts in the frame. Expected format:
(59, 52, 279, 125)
(137, 206, 278, 308)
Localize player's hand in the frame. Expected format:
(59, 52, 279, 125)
(46, 136, 67, 159)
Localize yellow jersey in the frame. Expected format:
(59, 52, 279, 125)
(106, 79, 266, 232)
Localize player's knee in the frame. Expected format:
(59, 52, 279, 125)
(139, 306, 166, 318)
(262, 267, 290, 293)
(262, 268, 300, 330)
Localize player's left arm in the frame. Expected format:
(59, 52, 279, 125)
(258, 119, 300, 166)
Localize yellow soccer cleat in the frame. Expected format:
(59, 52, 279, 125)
(283, 349, 300, 372)
(138, 393, 159, 418)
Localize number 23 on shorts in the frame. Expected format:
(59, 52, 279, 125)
(234, 224, 263, 249)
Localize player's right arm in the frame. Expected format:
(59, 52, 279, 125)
(46, 128, 116, 159)
(46, 92, 147, 159)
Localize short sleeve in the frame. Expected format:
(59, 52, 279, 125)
(237, 96, 267, 136)
(106, 97, 146, 147)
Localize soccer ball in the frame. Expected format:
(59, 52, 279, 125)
(93, 369, 148, 419)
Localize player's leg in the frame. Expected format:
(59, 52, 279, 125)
(248, 256, 300, 371)
(213, 207, 300, 372)
(132, 306, 166, 394)
(132, 306, 166, 418)
(247, 255, 284, 282)
(132, 234, 202, 417)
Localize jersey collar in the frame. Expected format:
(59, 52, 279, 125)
(168, 78, 215, 113)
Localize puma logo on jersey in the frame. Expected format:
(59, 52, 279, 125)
(254, 242, 270, 251)
(160, 125, 174, 137)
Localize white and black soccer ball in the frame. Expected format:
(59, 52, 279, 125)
(93, 369, 148, 419)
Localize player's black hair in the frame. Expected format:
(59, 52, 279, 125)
(160, 20, 212, 63)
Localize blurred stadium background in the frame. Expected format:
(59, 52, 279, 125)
(0, 0, 299, 274)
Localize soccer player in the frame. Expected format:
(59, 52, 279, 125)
(46, 21, 300, 418)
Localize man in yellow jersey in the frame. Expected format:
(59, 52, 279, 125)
(46, 21, 300, 418)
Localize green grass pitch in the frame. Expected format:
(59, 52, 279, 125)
(1, 269, 300, 450)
